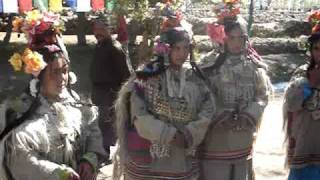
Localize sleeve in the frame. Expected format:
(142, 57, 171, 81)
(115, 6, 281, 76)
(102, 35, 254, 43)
(130, 91, 177, 144)
(184, 88, 215, 148)
(242, 68, 272, 122)
(81, 106, 106, 169)
(283, 78, 305, 113)
(113, 47, 130, 85)
(6, 132, 72, 180)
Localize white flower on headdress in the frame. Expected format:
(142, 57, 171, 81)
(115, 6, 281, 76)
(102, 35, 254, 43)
(68, 72, 77, 85)
(29, 78, 39, 97)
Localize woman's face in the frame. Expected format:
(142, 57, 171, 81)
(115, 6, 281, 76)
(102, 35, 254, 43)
(312, 41, 320, 64)
(41, 57, 69, 100)
(225, 27, 246, 55)
(169, 40, 189, 68)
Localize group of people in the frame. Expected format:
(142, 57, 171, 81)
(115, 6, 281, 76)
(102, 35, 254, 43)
(0, 2, 320, 180)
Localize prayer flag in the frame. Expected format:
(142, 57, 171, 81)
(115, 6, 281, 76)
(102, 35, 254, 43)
(49, 0, 62, 12)
(76, 0, 91, 12)
(91, 0, 104, 11)
(18, 0, 33, 13)
(33, 0, 48, 11)
(66, 0, 76, 9)
(105, 0, 115, 11)
(0, 0, 3, 13)
(3, 0, 18, 13)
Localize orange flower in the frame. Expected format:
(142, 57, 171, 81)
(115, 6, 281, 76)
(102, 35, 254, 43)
(12, 17, 23, 32)
(312, 24, 320, 33)
(22, 48, 47, 77)
(224, 0, 239, 4)
(8, 53, 23, 71)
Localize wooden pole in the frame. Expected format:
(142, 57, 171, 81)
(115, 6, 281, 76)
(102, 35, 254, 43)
(247, 0, 254, 37)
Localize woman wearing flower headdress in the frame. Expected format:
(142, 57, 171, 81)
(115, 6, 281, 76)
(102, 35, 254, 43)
(0, 10, 106, 180)
(112, 24, 215, 179)
(199, 1, 272, 179)
(283, 10, 320, 180)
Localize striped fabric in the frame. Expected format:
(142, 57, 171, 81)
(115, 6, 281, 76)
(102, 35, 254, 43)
(18, 0, 32, 13)
(288, 153, 320, 166)
(125, 160, 199, 180)
(200, 147, 252, 161)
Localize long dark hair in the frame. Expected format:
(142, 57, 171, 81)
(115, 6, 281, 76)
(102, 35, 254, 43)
(307, 32, 320, 78)
(0, 46, 75, 140)
(135, 28, 191, 79)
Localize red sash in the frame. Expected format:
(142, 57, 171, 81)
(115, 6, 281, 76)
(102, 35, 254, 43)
(127, 129, 152, 164)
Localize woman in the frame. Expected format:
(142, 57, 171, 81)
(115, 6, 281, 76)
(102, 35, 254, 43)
(199, 1, 271, 178)
(283, 32, 320, 180)
(113, 27, 215, 180)
(0, 11, 105, 180)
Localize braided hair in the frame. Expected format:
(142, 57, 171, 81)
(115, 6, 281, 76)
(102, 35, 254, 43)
(307, 32, 320, 79)
(0, 45, 79, 140)
(135, 28, 191, 79)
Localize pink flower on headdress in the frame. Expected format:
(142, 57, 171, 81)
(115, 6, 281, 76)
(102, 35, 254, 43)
(43, 12, 60, 23)
(44, 44, 61, 53)
(207, 23, 226, 44)
(154, 39, 170, 56)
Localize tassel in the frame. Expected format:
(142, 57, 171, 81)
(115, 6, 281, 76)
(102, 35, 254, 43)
(3, 0, 18, 13)
(49, 0, 62, 12)
(33, 0, 48, 11)
(91, 0, 104, 11)
(18, 0, 32, 13)
(116, 15, 128, 43)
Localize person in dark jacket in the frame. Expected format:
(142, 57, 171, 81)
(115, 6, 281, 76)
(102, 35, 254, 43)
(90, 20, 130, 163)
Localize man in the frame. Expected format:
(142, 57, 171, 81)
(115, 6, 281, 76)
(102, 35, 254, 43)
(90, 20, 130, 163)
(200, 15, 272, 179)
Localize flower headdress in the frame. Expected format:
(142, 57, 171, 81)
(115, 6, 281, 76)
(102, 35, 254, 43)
(154, 26, 192, 65)
(308, 10, 320, 34)
(8, 10, 71, 97)
(155, 1, 183, 32)
(207, 0, 240, 45)
(9, 10, 66, 78)
(12, 10, 65, 48)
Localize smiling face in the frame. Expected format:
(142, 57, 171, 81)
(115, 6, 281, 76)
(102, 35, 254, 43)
(40, 56, 69, 100)
(169, 40, 190, 68)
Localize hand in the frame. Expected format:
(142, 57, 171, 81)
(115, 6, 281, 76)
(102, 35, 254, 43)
(78, 162, 96, 180)
(308, 67, 320, 87)
(237, 113, 256, 130)
(67, 169, 80, 180)
(171, 132, 186, 148)
(215, 110, 234, 127)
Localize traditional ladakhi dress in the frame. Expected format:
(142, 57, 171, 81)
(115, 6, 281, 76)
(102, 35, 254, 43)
(199, 52, 271, 180)
(113, 66, 215, 180)
(283, 73, 320, 180)
(0, 89, 106, 180)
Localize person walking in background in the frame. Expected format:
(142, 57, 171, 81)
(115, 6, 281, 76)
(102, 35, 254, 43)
(90, 19, 130, 163)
